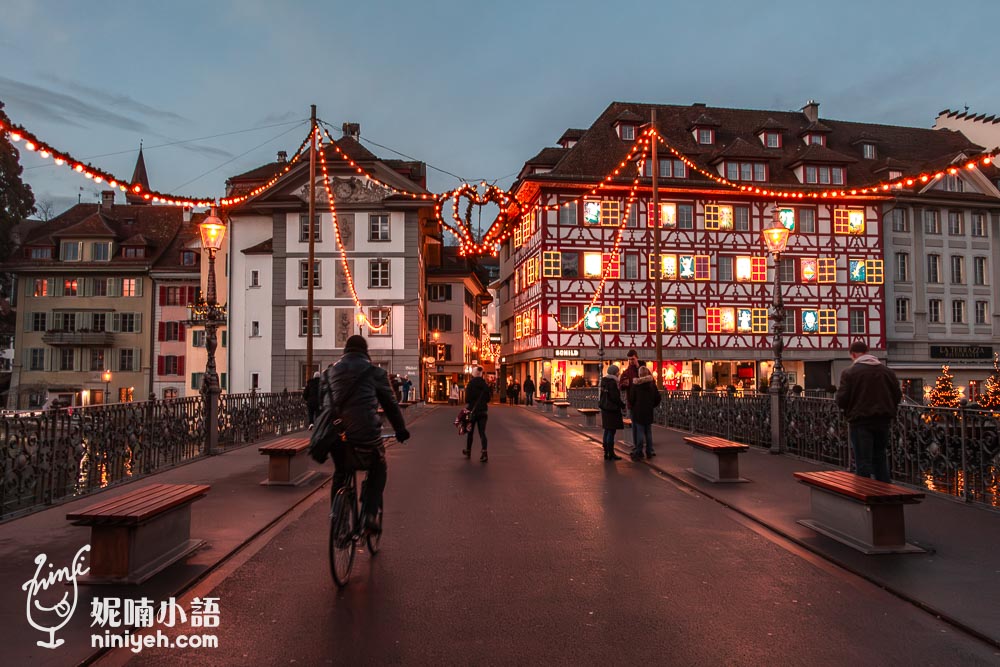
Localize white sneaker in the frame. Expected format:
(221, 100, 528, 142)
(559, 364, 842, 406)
(308, 424, 314, 430)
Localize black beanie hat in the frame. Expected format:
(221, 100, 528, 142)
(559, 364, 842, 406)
(344, 335, 369, 356)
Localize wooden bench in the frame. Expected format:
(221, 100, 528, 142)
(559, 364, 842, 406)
(683, 435, 749, 483)
(793, 470, 926, 554)
(577, 408, 599, 427)
(259, 436, 317, 486)
(553, 401, 571, 417)
(67, 483, 209, 584)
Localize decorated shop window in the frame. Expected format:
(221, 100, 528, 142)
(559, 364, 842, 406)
(865, 259, 883, 284)
(542, 251, 561, 277)
(695, 255, 710, 280)
(817, 257, 837, 283)
(801, 309, 819, 333)
(659, 203, 677, 228)
(601, 305, 620, 332)
(778, 207, 795, 232)
(583, 306, 601, 331)
(583, 253, 603, 278)
(800, 258, 817, 283)
(704, 204, 734, 231)
(602, 252, 620, 279)
(849, 259, 867, 282)
(818, 309, 837, 335)
(679, 255, 695, 279)
(751, 308, 768, 333)
(834, 209, 866, 235)
(737, 308, 753, 333)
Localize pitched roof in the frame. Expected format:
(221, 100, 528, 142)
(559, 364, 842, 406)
(52, 213, 118, 238)
(525, 147, 566, 166)
(242, 238, 273, 254)
(126, 145, 151, 205)
(522, 101, 987, 189)
(785, 143, 859, 167)
(558, 128, 586, 144)
(754, 117, 787, 133)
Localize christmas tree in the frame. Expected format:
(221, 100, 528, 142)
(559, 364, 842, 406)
(979, 354, 1000, 409)
(926, 365, 961, 408)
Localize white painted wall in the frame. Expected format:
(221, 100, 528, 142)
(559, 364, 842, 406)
(228, 214, 273, 393)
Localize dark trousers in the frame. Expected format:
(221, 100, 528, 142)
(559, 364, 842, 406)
(849, 422, 891, 483)
(307, 404, 318, 425)
(525, 391, 534, 405)
(466, 415, 488, 450)
(602, 428, 617, 453)
(331, 443, 387, 513)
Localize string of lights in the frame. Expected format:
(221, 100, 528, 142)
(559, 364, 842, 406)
(218, 127, 313, 207)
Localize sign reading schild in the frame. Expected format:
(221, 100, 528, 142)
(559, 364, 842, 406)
(554, 349, 580, 358)
(930, 345, 993, 360)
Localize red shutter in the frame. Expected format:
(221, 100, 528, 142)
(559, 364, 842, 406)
(187, 286, 196, 305)
(177, 356, 185, 377)
(158, 322, 166, 341)
(159, 286, 166, 306)
(178, 323, 186, 340)
(157, 356, 165, 376)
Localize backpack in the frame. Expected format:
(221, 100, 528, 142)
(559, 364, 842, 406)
(308, 366, 374, 464)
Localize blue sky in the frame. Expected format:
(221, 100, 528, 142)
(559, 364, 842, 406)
(2, 0, 996, 214)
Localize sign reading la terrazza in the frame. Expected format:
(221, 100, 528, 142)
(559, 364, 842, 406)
(929, 345, 993, 360)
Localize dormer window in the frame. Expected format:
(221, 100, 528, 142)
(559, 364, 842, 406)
(28, 247, 52, 259)
(92, 241, 112, 261)
(618, 124, 635, 141)
(861, 143, 877, 159)
(642, 159, 687, 179)
(181, 251, 198, 266)
(804, 165, 845, 185)
(762, 131, 781, 148)
(123, 247, 145, 259)
(888, 170, 902, 180)
(696, 128, 714, 145)
(61, 241, 82, 262)
(725, 161, 768, 182)
(805, 134, 825, 146)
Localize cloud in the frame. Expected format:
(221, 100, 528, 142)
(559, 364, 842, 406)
(0, 75, 151, 133)
(39, 73, 189, 124)
(255, 110, 301, 125)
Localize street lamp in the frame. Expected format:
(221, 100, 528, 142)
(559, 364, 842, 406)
(102, 369, 112, 404)
(190, 208, 228, 455)
(761, 208, 791, 453)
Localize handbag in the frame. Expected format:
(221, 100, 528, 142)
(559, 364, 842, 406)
(454, 408, 472, 435)
(308, 366, 374, 463)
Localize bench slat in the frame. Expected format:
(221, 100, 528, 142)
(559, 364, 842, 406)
(259, 438, 309, 454)
(68, 483, 209, 523)
(684, 436, 748, 452)
(794, 471, 924, 503)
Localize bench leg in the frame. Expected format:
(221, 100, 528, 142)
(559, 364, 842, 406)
(85, 505, 204, 584)
(799, 488, 925, 554)
(688, 449, 748, 483)
(262, 452, 314, 486)
(555, 407, 567, 418)
(583, 415, 596, 428)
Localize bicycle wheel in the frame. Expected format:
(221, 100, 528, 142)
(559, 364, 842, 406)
(329, 487, 357, 587)
(366, 507, 383, 554)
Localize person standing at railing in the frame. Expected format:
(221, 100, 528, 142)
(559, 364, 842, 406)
(835, 340, 902, 483)
(628, 366, 661, 460)
(304, 372, 321, 429)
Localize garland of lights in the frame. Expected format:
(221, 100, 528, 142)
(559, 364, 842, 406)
(435, 183, 523, 256)
(219, 129, 313, 207)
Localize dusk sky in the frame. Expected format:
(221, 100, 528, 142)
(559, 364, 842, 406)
(2, 0, 996, 214)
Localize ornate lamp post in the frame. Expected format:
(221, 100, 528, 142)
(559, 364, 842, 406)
(190, 208, 228, 455)
(102, 369, 112, 404)
(761, 209, 790, 454)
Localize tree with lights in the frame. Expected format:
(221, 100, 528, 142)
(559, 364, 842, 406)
(978, 354, 1000, 409)
(0, 100, 36, 263)
(926, 364, 961, 408)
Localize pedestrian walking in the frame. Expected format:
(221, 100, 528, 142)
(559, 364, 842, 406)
(507, 379, 520, 405)
(618, 349, 641, 443)
(401, 376, 413, 403)
(599, 364, 625, 461)
(449, 384, 460, 406)
(304, 371, 321, 428)
(835, 340, 902, 482)
(462, 366, 492, 462)
(523, 377, 536, 406)
(628, 366, 661, 460)
(539, 377, 551, 402)
(391, 374, 402, 402)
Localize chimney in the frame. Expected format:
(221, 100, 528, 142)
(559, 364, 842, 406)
(276, 150, 287, 163)
(100, 190, 115, 210)
(342, 122, 361, 140)
(802, 100, 820, 123)
(182, 206, 192, 222)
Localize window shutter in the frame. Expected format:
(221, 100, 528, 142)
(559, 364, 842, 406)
(23, 312, 31, 332)
(158, 322, 166, 341)
(445, 344, 452, 361)
(135, 280, 143, 297)
(222, 330, 227, 348)
(445, 315, 452, 331)
(178, 323, 186, 340)
(133, 348, 141, 372)
(159, 286, 166, 306)
(53, 280, 63, 297)
(221, 373, 227, 390)
(157, 356, 165, 375)
(177, 356, 185, 377)
(135, 313, 142, 333)
(186, 286, 195, 305)
(445, 284, 452, 300)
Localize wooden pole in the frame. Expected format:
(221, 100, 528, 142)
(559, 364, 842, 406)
(306, 104, 317, 382)
(650, 110, 663, 384)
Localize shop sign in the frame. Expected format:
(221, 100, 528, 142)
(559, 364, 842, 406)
(930, 345, 993, 360)
(554, 349, 580, 358)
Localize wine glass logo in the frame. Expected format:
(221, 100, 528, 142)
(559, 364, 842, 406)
(21, 545, 91, 649)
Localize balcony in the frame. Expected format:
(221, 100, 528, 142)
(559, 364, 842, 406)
(42, 330, 116, 347)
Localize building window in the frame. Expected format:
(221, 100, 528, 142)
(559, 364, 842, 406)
(558, 201, 578, 225)
(181, 251, 198, 266)
(122, 278, 138, 297)
(583, 253, 602, 278)
(58, 348, 73, 371)
(952, 300, 966, 324)
(951, 256, 965, 284)
(697, 128, 713, 145)
(849, 309, 866, 335)
(299, 260, 321, 289)
(119, 387, 135, 403)
(369, 259, 390, 288)
(942, 175, 965, 192)
(895, 253, 909, 281)
(717, 256, 733, 282)
(369, 214, 390, 241)
(948, 211, 965, 236)
(924, 210, 940, 234)
(165, 321, 180, 341)
(887, 208, 908, 233)
(862, 143, 876, 159)
(163, 388, 178, 400)
(764, 132, 781, 148)
(31, 312, 46, 331)
(61, 241, 81, 261)
(162, 356, 180, 375)
(678, 307, 694, 333)
(974, 256, 988, 285)
(118, 313, 138, 332)
(299, 308, 321, 336)
(976, 301, 989, 325)
(92, 242, 111, 261)
(251, 373, 260, 390)
(724, 162, 767, 182)
(624, 253, 638, 280)
(119, 349, 134, 372)
(250, 321, 260, 337)
(32, 278, 48, 297)
(643, 158, 688, 178)
(58, 312, 76, 331)
(63, 278, 78, 296)
(624, 305, 639, 332)
(92, 313, 107, 332)
(30, 247, 52, 259)
(90, 349, 105, 371)
(779, 258, 795, 283)
(368, 307, 392, 336)
(798, 208, 816, 233)
(123, 246, 145, 258)
(895, 298, 910, 322)
(619, 124, 635, 141)
(559, 305, 578, 328)
(191, 373, 203, 391)
(250, 270, 260, 288)
(677, 204, 694, 229)
(193, 330, 205, 347)
(734, 206, 750, 231)
(803, 165, 845, 185)
(165, 287, 181, 306)
(93, 279, 108, 297)
(428, 314, 451, 331)
(428, 284, 452, 301)
(927, 255, 941, 283)
(558, 252, 578, 278)
(972, 212, 987, 237)
(929, 299, 943, 323)
(806, 134, 825, 146)
(299, 214, 321, 242)
(29, 348, 45, 370)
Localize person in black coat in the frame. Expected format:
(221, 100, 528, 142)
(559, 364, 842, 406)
(523, 377, 536, 406)
(628, 366, 662, 459)
(463, 366, 492, 462)
(539, 377, 551, 402)
(303, 371, 321, 427)
(507, 380, 520, 405)
(599, 365, 625, 461)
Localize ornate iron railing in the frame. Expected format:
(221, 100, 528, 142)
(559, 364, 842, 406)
(566, 388, 1000, 509)
(0, 391, 306, 520)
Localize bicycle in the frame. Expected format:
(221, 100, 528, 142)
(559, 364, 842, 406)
(329, 434, 394, 587)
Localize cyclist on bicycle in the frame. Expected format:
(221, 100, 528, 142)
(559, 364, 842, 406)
(323, 335, 409, 534)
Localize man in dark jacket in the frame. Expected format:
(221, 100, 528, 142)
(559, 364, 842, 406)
(523, 377, 536, 406)
(836, 341, 902, 482)
(462, 366, 492, 461)
(599, 365, 625, 461)
(303, 371, 321, 428)
(628, 366, 661, 460)
(323, 335, 410, 532)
